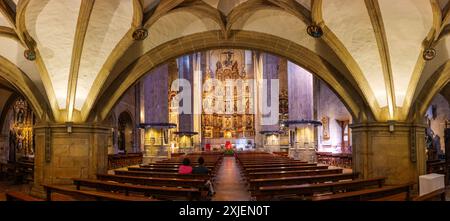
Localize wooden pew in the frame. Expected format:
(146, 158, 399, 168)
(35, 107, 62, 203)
(249, 173, 359, 191)
(254, 177, 386, 200)
(72, 178, 202, 201)
(5, 191, 44, 201)
(129, 167, 216, 176)
(114, 170, 210, 180)
(244, 166, 329, 173)
(42, 184, 157, 201)
(311, 184, 412, 201)
(96, 174, 207, 189)
(413, 188, 446, 201)
(240, 163, 316, 169)
(246, 168, 343, 179)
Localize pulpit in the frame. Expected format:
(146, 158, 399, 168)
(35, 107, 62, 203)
(284, 120, 322, 163)
(140, 123, 177, 164)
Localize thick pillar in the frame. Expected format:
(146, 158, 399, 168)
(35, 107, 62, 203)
(253, 51, 264, 150)
(178, 55, 194, 133)
(287, 62, 315, 162)
(142, 64, 170, 162)
(192, 52, 203, 151)
(351, 122, 426, 187)
(261, 53, 281, 153)
(176, 55, 196, 153)
(31, 123, 109, 198)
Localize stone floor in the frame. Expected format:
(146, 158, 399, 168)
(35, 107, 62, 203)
(212, 156, 252, 201)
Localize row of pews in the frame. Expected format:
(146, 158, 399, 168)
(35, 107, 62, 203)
(236, 152, 445, 201)
(6, 152, 223, 201)
(0, 159, 34, 184)
(107, 153, 143, 170)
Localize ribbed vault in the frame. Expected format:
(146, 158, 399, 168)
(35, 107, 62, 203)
(0, 0, 448, 123)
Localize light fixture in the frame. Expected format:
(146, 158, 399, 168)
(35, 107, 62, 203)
(388, 121, 395, 133)
(66, 122, 73, 134)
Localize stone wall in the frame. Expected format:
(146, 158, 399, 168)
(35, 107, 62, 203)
(317, 80, 352, 153)
(0, 108, 13, 163)
(288, 61, 313, 120)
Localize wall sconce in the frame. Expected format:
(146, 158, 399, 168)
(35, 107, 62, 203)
(66, 122, 73, 134)
(387, 121, 395, 133)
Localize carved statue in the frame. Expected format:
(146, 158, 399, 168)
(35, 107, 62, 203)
(17, 109, 25, 124)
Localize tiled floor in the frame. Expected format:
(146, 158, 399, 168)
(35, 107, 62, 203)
(212, 157, 252, 201)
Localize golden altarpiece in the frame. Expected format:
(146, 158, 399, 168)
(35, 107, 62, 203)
(8, 98, 35, 162)
(201, 50, 255, 143)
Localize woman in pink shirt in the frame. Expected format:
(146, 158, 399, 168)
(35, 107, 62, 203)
(178, 158, 193, 174)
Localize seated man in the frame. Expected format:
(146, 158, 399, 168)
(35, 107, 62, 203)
(192, 157, 209, 174)
(192, 157, 215, 196)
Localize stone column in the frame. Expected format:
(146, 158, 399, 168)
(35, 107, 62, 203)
(193, 52, 203, 151)
(288, 61, 315, 162)
(261, 53, 281, 152)
(134, 84, 141, 153)
(253, 51, 264, 150)
(142, 64, 170, 162)
(351, 122, 426, 187)
(31, 123, 109, 198)
(178, 55, 194, 133)
(177, 55, 195, 153)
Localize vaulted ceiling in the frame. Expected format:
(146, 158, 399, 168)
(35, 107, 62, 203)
(0, 0, 449, 123)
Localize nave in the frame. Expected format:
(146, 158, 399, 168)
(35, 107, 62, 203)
(1, 151, 449, 201)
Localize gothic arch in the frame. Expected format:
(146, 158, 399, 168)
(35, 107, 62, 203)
(89, 31, 373, 124)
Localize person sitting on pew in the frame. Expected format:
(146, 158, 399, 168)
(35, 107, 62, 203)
(178, 158, 193, 174)
(192, 157, 209, 175)
(192, 157, 215, 197)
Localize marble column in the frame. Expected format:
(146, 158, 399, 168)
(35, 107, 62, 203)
(288, 61, 315, 162)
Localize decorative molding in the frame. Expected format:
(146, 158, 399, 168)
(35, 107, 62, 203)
(365, 0, 396, 119)
(66, 0, 95, 122)
(90, 30, 371, 124)
(132, 28, 148, 41)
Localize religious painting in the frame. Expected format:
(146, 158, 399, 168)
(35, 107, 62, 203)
(203, 128, 213, 138)
(321, 116, 330, 140)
